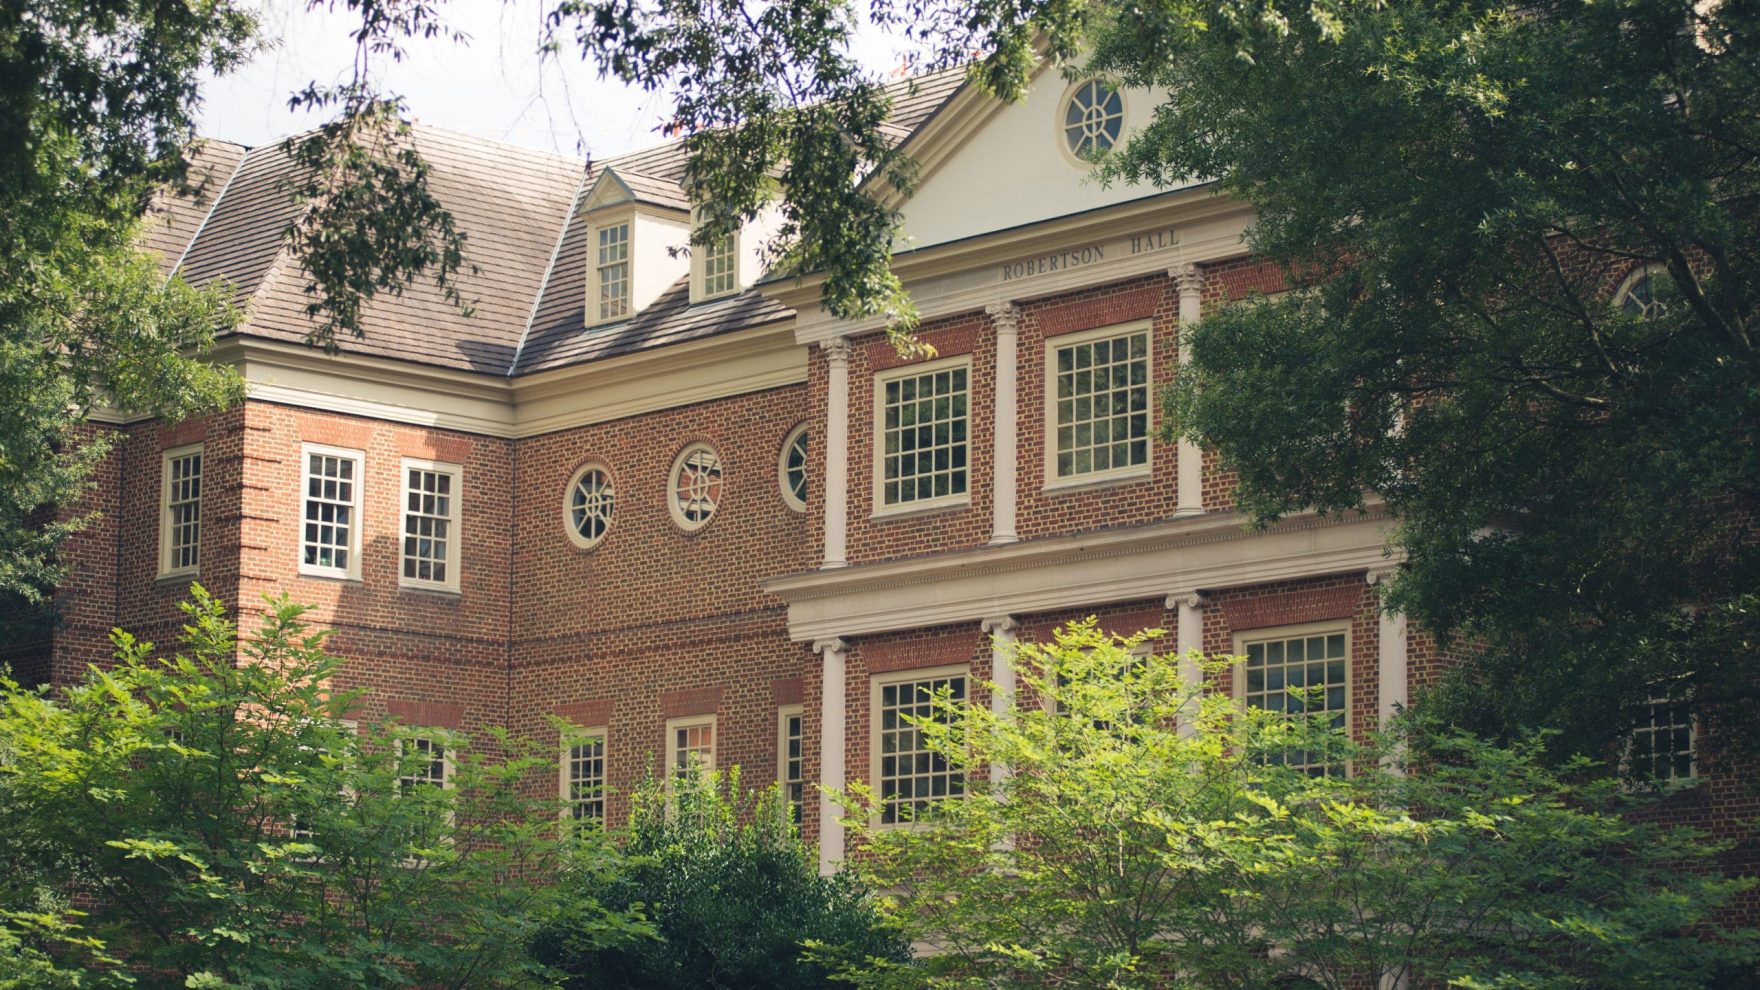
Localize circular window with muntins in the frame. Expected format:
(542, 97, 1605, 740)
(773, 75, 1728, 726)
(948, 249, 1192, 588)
(779, 424, 809, 512)
(565, 463, 614, 549)
(1063, 80, 1124, 161)
(1615, 266, 1668, 319)
(669, 442, 724, 532)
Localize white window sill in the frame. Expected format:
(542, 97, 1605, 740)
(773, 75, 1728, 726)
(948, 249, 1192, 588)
(1041, 466, 1152, 495)
(154, 569, 199, 585)
(871, 496, 970, 521)
(399, 582, 462, 597)
(298, 566, 362, 583)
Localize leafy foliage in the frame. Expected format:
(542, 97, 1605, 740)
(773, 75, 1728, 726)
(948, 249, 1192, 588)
(835, 621, 1755, 990)
(533, 769, 910, 990)
(1130, 1, 1760, 768)
(0, 586, 634, 989)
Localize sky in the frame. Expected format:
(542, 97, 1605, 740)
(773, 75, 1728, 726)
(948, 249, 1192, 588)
(196, 1, 917, 162)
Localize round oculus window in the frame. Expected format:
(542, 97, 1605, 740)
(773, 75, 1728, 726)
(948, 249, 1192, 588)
(565, 464, 614, 548)
(1063, 80, 1124, 161)
(1616, 267, 1668, 319)
(669, 443, 724, 531)
(779, 424, 808, 512)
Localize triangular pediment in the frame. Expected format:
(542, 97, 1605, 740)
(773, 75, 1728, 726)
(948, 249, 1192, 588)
(893, 68, 1181, 252)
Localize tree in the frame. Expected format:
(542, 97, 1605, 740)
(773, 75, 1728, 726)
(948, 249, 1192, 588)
(552, 0, 1760, 769)
(0, 585, 637, 988)
(832, 621, 1755, 990)
(1, 1, 481, 641)
(532, 769, 910, 990)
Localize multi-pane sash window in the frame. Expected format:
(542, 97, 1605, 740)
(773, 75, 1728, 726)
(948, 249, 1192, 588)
(779, 706, 804, 824)
(1241, 629, 1348, 776)
(702, 234, 737, 297)
(160, 445, 203, 575)
(667, 716, 715, 782)
(875, 670, 966, 825)
(879, 361, 969, 508)
(399, 736, 448, 793)
(400, 460, 459, 590)
(597, 222, 630, 322)
(1630, 698, 1695, 783)
(1051, 327, 1150, 480)
(564, 733, 608, 824)
(301, 446, 362, 578)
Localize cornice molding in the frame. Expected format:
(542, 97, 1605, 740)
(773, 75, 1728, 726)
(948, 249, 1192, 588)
(218, 322, 804, 439)
(765, 507, 1404, 642)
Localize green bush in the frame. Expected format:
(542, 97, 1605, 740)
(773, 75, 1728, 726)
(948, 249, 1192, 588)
(534, 769, 910, 989)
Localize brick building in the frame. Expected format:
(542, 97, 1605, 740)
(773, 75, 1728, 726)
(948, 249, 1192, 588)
(13, 66, 1751, 887)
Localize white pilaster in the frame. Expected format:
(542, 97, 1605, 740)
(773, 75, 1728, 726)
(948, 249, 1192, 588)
(986, 302, 1021, 545)
(1172, 264, 1205, 517)
(981, 615, 1020, 786)
(821, 338, 851, 569)
(813, 637, 848, 875)
(1168, 590, 1208, 734)
(1368, 567, 1408, 730)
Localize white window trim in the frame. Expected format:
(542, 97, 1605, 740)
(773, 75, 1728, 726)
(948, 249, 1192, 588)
(692, 227, 740, 301)
(869, 663, 970, 829)
(297, 442, 365, 581)
(777, 703, 805, 818)
(1041, 321, 1154, 492)
(1057, 77, 1127, 168)
(588, 213, 635, 327)
(667, 441, 724, 533)
(560, 726, 609, 830)
(1231, 620, 1353, 775)
(871, 354, 975, 518)
(1612, 263, 1669, 317)
(1622, 696, 1699, 788)
(398, 733, 454, 791)
(398, 457, 462, 593)
(158, 442, 204, 579)
(778, 423, 809, 513)
(665, 714, 717, 781)
(563, 461, 616, 550)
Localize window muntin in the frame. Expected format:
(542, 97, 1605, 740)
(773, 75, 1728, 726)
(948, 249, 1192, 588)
(300, 445, 362, 579)
(565, 463, 615, 549)
(874, 667, 967, 825)
(1629, 697, 1695, 783)
(563, 731, 608, 824)
(779, 424, 808, 512)
(400, 459, 459, 591)
(1615, 266, 1668, 319)
(1063, 80, 1124, 161)
(1049, 326, 1151, 482)
(160, 444, 203, 576)
(596, 222, 630, 322)
(701, 233, 737, 297)
(399, 736, 449, 793)
(778, 705, 804, 824)
(877, 359, 970, 510)
(667, 715, 716, 782)
(668, 443, 723, 532)
(1239, 627, 1349, 777)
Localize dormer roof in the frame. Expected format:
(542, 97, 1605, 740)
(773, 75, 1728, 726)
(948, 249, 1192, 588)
(581, 166, 691, 215)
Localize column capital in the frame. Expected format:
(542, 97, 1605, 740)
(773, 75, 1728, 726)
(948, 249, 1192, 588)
(984, 300, 1021, 331)
(811, 637, 848, 656)
(980, 615, 1019, 635)
(1166, 590, 1209, 611)
(1171, 262, 1203, 295)
(1365, 565, 1401, 587)
(820, 336, 851, 362)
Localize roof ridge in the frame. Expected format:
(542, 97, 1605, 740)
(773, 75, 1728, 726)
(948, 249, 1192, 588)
(406, 120, 586, 168)
(509, 169, 588, 377)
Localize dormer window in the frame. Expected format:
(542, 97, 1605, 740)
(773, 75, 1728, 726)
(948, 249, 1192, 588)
(701, 233, 738, 298)
(596, 222, 631, 322)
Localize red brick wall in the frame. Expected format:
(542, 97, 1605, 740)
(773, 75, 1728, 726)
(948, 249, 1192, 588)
(505, 384, 813, 821)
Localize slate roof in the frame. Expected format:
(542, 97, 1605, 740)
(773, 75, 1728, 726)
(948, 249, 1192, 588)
(142, 67, 968, 379)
